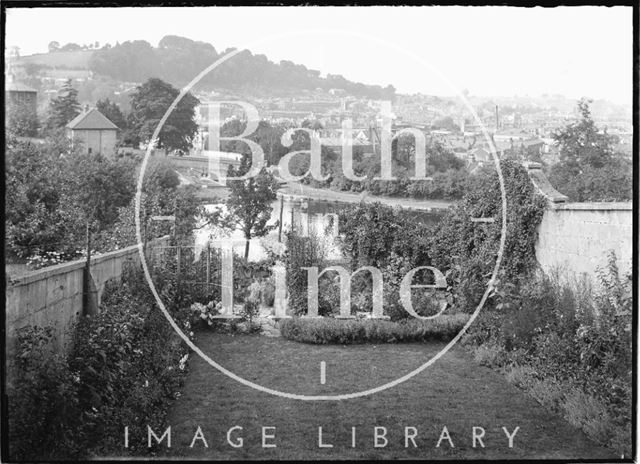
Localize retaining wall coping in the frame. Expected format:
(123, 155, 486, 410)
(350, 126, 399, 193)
(552, 202, 633, 211)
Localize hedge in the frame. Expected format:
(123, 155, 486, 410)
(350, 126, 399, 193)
(279, 313, 470, 344)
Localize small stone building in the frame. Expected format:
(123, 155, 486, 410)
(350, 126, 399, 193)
(6, 81, 38, 119)
(66, 108, 118, 157)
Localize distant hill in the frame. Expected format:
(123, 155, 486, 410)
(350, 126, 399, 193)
(17, 50, 93, 70)
(15, 36, 396, 100)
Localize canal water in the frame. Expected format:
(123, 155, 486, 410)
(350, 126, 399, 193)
(194, 197, 446, 262)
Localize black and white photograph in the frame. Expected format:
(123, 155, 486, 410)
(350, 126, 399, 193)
(2, 3, 636, 461)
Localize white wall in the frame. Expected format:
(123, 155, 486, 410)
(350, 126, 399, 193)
(535, 202, 632, 281)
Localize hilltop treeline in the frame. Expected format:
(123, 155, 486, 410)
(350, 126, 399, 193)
(88, 35, 396, 99)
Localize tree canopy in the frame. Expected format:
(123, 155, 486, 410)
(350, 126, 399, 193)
(224, 155, 280, 258)
(96, 98, 127, 130)
(547, 98, 631, 202)
(88, 36, 396, 100)
(128, 78, 200, 152)
(45, 79, 81, 131)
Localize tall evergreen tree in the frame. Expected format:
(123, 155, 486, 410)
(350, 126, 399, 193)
(45, 79, 81, 130)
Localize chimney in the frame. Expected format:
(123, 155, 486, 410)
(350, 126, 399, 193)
(84, 104, 90, 113)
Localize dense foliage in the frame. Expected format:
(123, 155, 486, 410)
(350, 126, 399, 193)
(89, 35, 396, 100)
(45, 79, 81, 130)
(464, 254, 632, 455)
(225, 155, 280, 258)
(5, 132, 203, 268)
(547, 99, 632, 202)
(6, 98, 39, 137)
(96, 97, 128, 130)
(300, 134, 469, 200)
(429, 160, 547, 311)
(6, 265, 191, 460)
(280, 314, 470, 344)
(5, 134, 136, 263)
(127, 78, 200, 153)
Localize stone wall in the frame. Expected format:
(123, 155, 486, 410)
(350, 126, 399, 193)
(525, 162, 633, 283)
(5, 237, 169, 355)
(535, 202, 632, 282)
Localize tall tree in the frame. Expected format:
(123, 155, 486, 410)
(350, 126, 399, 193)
(128, 78, 199, 153)
(548, 99, 630, 201)
(45, 80, 81, 130)
(552, 98, 617, 172)
(96, 98, 127, 130)
(225, 155, 279, 259)
(5, 134, 85, 260)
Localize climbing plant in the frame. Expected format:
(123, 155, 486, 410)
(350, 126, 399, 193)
(429, 160, 547, 312)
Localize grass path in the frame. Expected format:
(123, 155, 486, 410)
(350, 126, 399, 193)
(154, 333, 615, 460)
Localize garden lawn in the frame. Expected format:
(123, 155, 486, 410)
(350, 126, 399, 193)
(152, 333, 615, 460)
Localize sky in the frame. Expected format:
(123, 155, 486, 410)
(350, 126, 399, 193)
(5, 6, 633, 104)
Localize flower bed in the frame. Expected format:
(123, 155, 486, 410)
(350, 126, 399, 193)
(279, 313, 470, 344)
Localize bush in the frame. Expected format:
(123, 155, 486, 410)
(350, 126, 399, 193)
(472, 342, 507, 368)
(283, 230, 330, 315)
(6, 264, 191, 459)
(150, 245, 222, 310)
(69, 265, 191, 455)
(279, 313, 470, 344)
(429, 161, 547, 313)
(7, 326, 84, 461)
(260, 277, 276, 307)
(464, 254, 632, 456)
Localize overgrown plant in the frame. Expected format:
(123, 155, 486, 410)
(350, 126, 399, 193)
(463, 254, 632, 456)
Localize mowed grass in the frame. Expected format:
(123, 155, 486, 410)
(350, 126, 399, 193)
(150, 333, 614, 460)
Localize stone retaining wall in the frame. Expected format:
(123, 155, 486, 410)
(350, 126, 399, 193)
(5, 237, 169, 355)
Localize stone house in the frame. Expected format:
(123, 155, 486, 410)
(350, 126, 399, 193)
(66, 107, 118, 156)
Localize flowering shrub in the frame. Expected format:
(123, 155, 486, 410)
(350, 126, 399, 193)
(26, 249, 84, 269)
(190, 300, 222, 328)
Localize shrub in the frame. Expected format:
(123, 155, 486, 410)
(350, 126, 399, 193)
(241, 282, 262, 326)
(279, 313, 470, 344)
(7, 326, 84, 461)
(150, 245, 221, 310)
(429, 161, 547, 313)
(6, 264, 191, 459)
(260, 277, 276, 307)
(503, 364, 537, 388)
(472, 342, 507, 368)
(463, 254, 632, 457)
(190, 300, 222, 328)
(69, 266, 191, 455)
(283, 230, 330, 315)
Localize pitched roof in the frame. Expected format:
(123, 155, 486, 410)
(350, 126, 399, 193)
(6, 82, 37, 93)
(66, 108, 118, 130)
